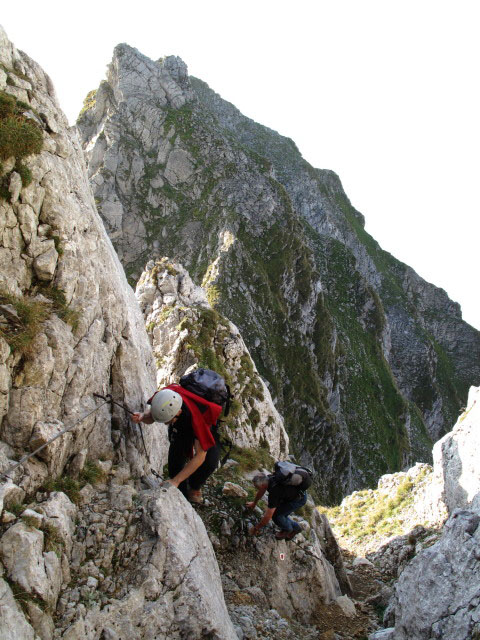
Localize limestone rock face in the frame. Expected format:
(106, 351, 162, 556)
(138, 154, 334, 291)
(78, 42, 480, 501)
(51, 481, 238, 640)
(252, 532, 341, 622)
(433, 385, 480, 513)
(0, 577, 36, 640)
(0, 25, 165, 491)
(313, 510, 352, 597)
(0, 27, 241, 640)
(136, 258, 289, 458)
(387, 509, 480, 640)
(382, 387, 480, 639)
(0, 521, 62, 608)
(1, 472, 240, 640)
(36, 490, 77, 554)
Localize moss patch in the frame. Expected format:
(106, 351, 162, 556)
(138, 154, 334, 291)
(0, 92, 43, 160)
(41, 461, 106, 504)
(0, 293, 50, 354)
(229, 443, 274, 474)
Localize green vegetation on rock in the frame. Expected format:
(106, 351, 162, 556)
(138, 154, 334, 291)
(0, 92, 43, 161)
(41, 461, 106, 504)
(0, 293, 50, 354)
(78, 89, 97, 118)
(229, 443, 274, 473)
(321, 475, 415, 541)
(35, 284, 80, 330)
(0, 286, 80, 354)
(0, 91, 43, 200)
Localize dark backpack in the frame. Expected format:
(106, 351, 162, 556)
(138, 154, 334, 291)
(180, 368, 234, 466)
(271, 460, 313, 491)
(179, 368, 232, 417)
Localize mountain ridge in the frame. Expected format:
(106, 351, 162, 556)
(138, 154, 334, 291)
(77, 44, 480, 502)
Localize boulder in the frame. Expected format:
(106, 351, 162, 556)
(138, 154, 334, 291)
(222, 482, 248, 498)
(109, 484, 136, 510)
(0, 480, 25, 514)
(368, 630, 395, 640)
(33, 247, 58, 281)
(352, 557, 374, 568)
(0, 521, 62, 607)
(25, 601, 55, 640)
(335, 595, 356, 617)
(37, 491, 77, 554)
(0, 577, 36, 640)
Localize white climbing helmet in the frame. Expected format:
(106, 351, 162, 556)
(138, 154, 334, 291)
(150, 389, 182, 423)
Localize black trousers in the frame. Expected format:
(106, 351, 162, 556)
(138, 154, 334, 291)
(168, 435, 220, 497)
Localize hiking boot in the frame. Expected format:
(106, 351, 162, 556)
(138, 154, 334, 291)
(188, 489, 203, 504)
(275, 530, 291, 540)
(286, 528, 301, 541)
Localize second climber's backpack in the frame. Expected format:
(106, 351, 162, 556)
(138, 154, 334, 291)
(271, 460, 313, 491)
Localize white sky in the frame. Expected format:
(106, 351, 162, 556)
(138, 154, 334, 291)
(2, 0, 479, 329)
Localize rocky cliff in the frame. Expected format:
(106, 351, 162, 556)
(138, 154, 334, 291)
(77, 44, 480, 502)
(0, 27, 164, 493)
(0, 27, 351, 640)
(0, 27, 235, 639)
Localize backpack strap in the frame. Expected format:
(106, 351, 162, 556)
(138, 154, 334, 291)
(211, 420, 234, 467)
(224, 383, 232, 417)
(219, 437, 233, 467)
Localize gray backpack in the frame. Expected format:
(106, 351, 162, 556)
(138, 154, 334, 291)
(272, 461, 313, 490)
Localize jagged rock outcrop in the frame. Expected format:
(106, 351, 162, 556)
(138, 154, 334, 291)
(1, 466, 240, 640)
(55, 476, 238, 640)
(433, 386, 480, 514)
(78, 43, 480, 502)
(371, 387, 480, 639)
(384, 509, 480, 640)
(135, 258, 288, 458)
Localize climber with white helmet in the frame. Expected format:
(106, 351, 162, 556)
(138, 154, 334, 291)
(132, 384, 222, 503)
